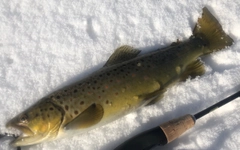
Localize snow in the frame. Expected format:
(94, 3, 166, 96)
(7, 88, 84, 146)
(1, 0, 240, 150)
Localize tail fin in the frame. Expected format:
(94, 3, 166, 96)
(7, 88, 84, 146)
(193, 7, 234, 53)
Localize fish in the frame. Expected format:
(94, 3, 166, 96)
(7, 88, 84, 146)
(6, 7, 233, 147)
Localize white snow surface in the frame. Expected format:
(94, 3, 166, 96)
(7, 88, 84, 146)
(1, 0, 240, 150)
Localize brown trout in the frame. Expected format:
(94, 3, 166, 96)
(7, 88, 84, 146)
(6, 7, 233, 147)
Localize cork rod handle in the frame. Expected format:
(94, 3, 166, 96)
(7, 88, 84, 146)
(160, 114, 196, 143)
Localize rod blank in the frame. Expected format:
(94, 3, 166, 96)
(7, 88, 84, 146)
(114, 91, 240, 150)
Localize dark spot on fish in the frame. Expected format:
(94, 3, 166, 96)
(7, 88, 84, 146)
(60, 101, 63, 104)
(74, 89, 78, 93)
(92, 87, 95, 90)
(82, 89, 85, 92)
(64, 90, 68, 92)
(97, 86, 100, 89)
(94, 80, 97, 83)
(115, 92, 118, 95)
(40, 109, 43, 112)
(78, 83, 82, 86)
(102, 90, 105, 93)
(74, 110, 79, 115)
(47, 114, 50, 118)
(87, 86, 90, 89)
(56, 96, 61, 99)
(120, 69, 124, 72)
(35, 113, 39, 117)
(106, 100, 109, 104)
(65, 105, 69, 111)
(144, 76, 149, 80)
(99, 74, 102, 77)
(70, 114, 73, 118)
(80, 101, 84, 105)
(49, 107, 54, 111)
(98, 96, 101, 99)
(110, 80, 113, 82)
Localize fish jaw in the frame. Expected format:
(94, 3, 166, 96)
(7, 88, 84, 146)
(6, 116, 59, 147)
(6, 119, 34, 137)
(9, 133, 49, 147)
(6, 99, 64, 147)
(6, 119, 37, 147)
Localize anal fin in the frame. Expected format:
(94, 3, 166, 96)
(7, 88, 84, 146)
(64, 104, 104, 130)
(181, 59, 205, 81)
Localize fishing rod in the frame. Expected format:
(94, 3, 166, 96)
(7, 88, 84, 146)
(114, 91, 240, 150)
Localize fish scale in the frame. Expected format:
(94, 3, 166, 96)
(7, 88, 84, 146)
(6, 7, 234, 147)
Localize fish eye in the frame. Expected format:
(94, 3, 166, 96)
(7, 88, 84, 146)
(19, 114, 28, 123)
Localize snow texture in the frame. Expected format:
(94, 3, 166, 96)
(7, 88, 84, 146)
(1, 0, 240, 150)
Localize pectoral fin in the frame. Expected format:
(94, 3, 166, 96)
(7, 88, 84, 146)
(145, 89, 167, 106)
(139, 88, 167, 106)
(104, 45, 141, 67)
(64, 104, 104, 130)
(136, 80, 167, 106)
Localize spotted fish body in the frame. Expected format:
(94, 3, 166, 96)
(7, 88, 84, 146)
(7, 7, 234, 146)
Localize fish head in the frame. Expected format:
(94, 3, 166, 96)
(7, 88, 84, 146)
(6, 99, 64, 146)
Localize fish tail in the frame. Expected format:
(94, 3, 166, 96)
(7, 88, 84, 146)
(193, 7, 234, 54)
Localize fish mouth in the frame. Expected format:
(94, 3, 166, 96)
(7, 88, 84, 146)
(6, 122, 35, 146)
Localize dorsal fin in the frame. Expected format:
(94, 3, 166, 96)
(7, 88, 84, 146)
(104, 45, 141, 67)
(64, 104, 104, 130)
